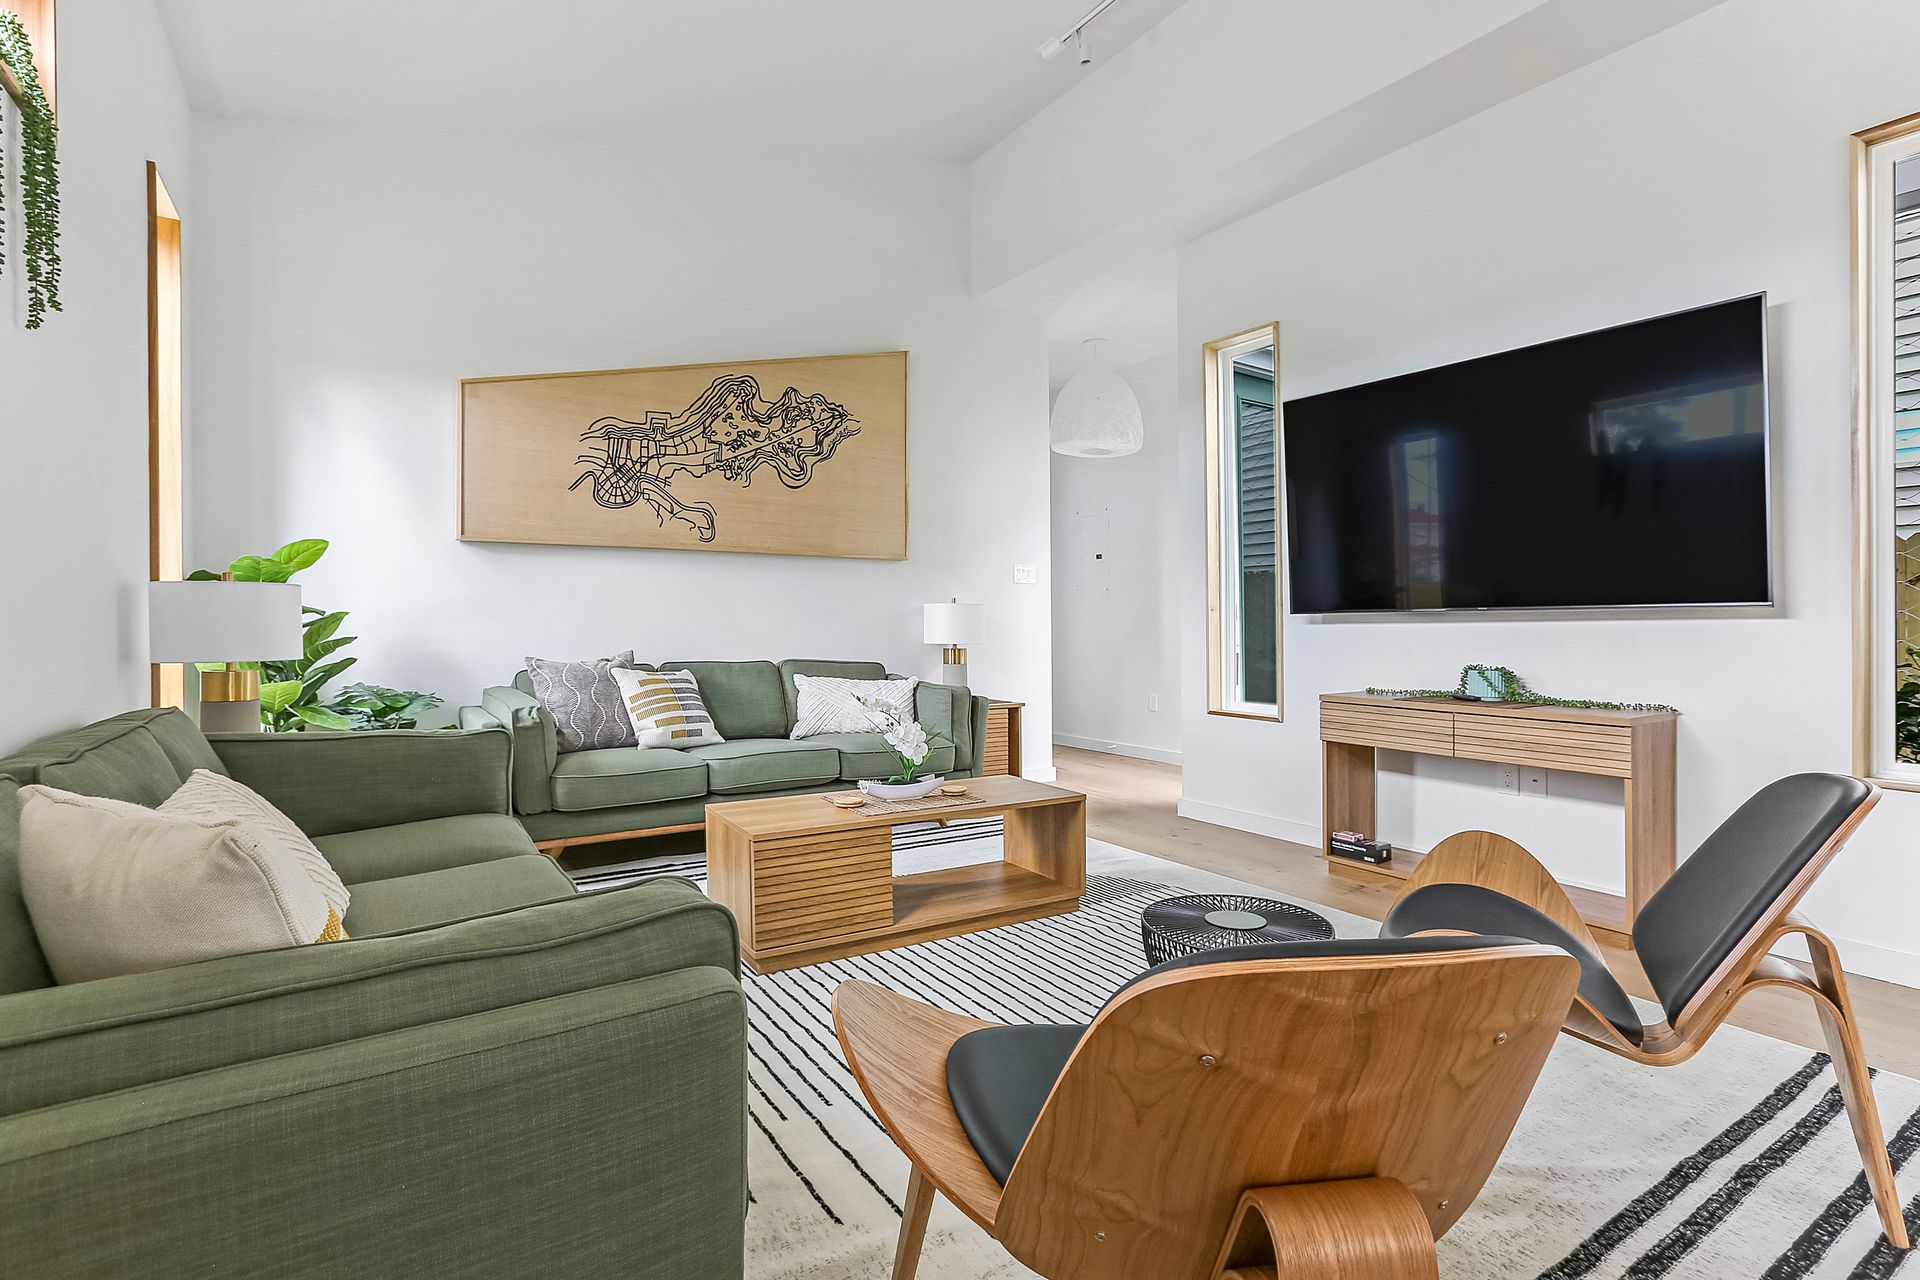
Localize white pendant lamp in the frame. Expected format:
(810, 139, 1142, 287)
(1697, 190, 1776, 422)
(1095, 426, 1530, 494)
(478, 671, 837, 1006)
(1050, 339, 1143, 458)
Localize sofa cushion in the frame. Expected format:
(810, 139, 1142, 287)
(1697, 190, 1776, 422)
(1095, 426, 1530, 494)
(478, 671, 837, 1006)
(686, 739, 839, 794)
(163, 769, 351, 920)
(549, 747, 708, 812)
(341, 856, 573, 936)
(317, 814, 540, 886)
(525, 652, 641, 753)
(777, 660, 888, 726)
(657, 661, 789, 740)
(803, 733, 958, 782)
(0, 709, 204, 809)
(0, 777, 55, 994)
(19, 784, 342, 984)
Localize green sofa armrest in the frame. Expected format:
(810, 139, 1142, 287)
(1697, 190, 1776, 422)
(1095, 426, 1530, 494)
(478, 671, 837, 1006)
(902, 679, 979, 774)
(477, 684, 557, 815)
(208, 726, 514, 836)
(0, 877, 738, 1118)
(0, 968, 747, 1280)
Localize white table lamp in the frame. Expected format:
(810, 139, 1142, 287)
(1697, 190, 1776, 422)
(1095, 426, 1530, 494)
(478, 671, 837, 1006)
(923, 599, 985, 686)
(149, 579, 305, 732)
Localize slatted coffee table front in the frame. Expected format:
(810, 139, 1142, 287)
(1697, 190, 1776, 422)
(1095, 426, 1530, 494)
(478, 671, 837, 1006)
(705, 776, 1087, 974)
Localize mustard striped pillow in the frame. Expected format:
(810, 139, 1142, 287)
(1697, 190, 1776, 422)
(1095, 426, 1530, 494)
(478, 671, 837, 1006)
(612, 667, 726, 750)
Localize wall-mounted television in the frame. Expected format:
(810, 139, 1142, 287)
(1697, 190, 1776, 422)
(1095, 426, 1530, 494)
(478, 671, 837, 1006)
(1284, 294, 1772, 614)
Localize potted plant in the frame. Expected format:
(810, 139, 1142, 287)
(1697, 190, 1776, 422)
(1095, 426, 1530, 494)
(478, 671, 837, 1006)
(856, 700, 947, 801)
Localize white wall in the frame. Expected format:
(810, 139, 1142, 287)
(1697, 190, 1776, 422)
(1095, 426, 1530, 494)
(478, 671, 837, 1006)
(186, 119, 1054, 775)
(0, 0, 191, 745)
(1174, 0, 1920, 985)
(1050, 352, 1182, 762)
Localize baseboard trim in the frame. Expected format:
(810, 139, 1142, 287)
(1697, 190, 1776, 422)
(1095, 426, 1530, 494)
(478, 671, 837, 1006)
(1175, 797, 1321, 849)
(1053, 734, 1183, 766)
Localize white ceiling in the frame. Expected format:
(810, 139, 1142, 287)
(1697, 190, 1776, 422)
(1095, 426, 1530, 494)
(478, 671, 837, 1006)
(154, 0, 1190, 162)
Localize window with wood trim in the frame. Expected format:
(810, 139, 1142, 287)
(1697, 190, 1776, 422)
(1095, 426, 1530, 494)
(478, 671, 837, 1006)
(1204, 323, 1283, 719)
(149, 162, 185, 709)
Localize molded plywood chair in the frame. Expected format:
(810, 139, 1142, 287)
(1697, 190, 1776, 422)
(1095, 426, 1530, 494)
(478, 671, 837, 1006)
(833, 935, 1582, 1280)
(1381, 772, 1910, 1250)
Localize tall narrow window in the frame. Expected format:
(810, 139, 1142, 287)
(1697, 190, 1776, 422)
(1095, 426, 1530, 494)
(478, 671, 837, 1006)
(1855, 113, 1920, 785)
(1204, 323, 1282, 718)
(148, 162, 184, 709)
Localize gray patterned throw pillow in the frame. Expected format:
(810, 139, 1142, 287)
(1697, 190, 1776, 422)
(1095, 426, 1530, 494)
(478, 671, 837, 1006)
(524, 651, 639, 753)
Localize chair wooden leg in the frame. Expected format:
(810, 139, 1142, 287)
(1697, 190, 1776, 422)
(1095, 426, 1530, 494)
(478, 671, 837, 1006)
(1805, 935, 1911, 1250)
(892, 1165, 937, 1280)
(1209, 1178, 1439, 1280)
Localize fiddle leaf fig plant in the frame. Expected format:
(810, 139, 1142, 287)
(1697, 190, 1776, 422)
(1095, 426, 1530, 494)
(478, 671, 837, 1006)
(0, 11, 61, 329)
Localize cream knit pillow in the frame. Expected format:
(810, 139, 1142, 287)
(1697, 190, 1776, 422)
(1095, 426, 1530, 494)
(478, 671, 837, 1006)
(790, 675, 919, 739)
(18, 785, 346, 985)
(161, 769, 349, 919)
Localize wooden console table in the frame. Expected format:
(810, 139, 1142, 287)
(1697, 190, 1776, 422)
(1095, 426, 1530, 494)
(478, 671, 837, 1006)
(1319, 693, 1676, 941)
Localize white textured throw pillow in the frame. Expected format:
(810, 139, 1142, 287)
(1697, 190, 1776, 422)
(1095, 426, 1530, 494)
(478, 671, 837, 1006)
(161, 769, 349, 919)
(610, 667, 727, 749)
(17, 785, 345, 985)
(790, 675, 920, 739)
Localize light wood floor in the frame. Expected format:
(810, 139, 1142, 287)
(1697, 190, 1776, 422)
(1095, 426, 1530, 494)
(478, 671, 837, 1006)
(1054, 746, 1920, 1079)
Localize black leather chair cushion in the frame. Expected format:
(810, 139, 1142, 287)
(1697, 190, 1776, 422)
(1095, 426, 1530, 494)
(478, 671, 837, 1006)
(945, 1024, 1084, 1186)
(1382, 882, 1644, 1043)
(1632, 772, 1870, 1022)
(945, 933, 1554, 1185)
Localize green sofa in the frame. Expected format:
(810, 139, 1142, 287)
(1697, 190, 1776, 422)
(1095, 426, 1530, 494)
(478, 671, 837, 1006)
(463, 658, 990, 846)
(0, 708, 746, 1279)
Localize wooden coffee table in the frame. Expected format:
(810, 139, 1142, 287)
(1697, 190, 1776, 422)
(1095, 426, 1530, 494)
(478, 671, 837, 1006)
(706, 775, 1086, 974)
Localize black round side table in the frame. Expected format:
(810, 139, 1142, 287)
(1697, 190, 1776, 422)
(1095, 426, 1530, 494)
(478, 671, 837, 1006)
(1140, 893, 1335, 966)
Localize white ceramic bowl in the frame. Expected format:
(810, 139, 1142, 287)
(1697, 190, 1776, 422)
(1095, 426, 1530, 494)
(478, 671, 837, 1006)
(857, 776, 944, 801)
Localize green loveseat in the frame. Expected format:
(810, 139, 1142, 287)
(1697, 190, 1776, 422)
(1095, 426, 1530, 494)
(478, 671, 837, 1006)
(463, 658, 990, 847)
(0, 708, 746, 1279)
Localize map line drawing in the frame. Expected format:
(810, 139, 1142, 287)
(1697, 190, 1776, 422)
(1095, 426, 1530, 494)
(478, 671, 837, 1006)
(568, 373, 860, 543)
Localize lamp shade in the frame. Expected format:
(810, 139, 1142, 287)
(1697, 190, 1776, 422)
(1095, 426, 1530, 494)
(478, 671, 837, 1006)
(1050, 368, 1144, 458)
(148, 581, 305, 663)
(923, 601, 985, 646)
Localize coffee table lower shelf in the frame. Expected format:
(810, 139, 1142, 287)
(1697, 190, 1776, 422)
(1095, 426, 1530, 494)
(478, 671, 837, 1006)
(746, 862, 1080, 974)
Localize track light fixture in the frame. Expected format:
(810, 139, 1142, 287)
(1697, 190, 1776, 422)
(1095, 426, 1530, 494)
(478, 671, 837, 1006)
(1038, 0, 1122, 65)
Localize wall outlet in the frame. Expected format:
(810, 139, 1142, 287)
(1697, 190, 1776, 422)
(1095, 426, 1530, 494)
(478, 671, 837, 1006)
(1147, 692, 1159, 712)
(1013, 564, 1038, 584)
(1496, 763, 1519, 794)
(1521, 766, 1549, 797)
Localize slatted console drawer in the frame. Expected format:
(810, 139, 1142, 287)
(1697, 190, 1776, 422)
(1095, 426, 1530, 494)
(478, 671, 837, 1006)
(752, 828, 894, 949)
(1319, 702, 1456, 755)
(1452, 716, 1633, 777)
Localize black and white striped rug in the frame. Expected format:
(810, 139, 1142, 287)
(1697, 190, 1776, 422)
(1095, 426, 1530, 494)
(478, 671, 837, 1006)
(569, 828, 1920, 1278)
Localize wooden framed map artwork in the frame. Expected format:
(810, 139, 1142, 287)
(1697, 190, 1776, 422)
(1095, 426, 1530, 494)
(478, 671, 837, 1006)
(459, 350, 907, 559)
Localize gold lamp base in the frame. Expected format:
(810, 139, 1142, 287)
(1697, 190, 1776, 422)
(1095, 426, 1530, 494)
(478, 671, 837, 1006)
(200, 665, 264, 734)
(941, 646, 969, 688)
(200, 666, 261, 702)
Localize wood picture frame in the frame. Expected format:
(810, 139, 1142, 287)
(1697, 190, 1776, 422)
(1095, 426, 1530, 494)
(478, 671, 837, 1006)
(459, 349, 908, 559)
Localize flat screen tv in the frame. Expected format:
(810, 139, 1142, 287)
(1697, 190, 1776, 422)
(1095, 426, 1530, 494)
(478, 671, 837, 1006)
(1284, 294, 1771, 613)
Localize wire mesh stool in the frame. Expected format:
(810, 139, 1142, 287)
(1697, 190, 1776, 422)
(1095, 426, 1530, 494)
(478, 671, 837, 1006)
(1140, 893, 1336, 966)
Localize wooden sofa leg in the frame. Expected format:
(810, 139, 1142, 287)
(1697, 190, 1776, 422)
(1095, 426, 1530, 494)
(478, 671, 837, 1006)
(893, 1165, 936, 1280)
(1805, 935, 1912, 1250)
(1209, 1178, 1438, 1280)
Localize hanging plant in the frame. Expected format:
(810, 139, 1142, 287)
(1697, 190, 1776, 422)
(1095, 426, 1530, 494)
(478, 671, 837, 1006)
(0, 10, 60, 329)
